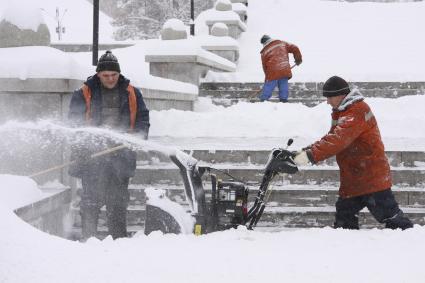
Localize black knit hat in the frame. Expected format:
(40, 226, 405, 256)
(96, 50, 121, 73)
(260, 34, 271, 45)
(322, 76, 350, 97)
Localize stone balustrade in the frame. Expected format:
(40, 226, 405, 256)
(146, 53, 236, 85)
(206, 17, 247, 39)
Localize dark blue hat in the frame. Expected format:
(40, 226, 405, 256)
(323, 76, 350, 97)
(96, 50, 121, 73)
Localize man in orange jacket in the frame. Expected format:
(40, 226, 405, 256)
(259, 35, 302, 102)
(293, 76, 413, 230)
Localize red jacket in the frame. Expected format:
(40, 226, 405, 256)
(260, 40, 302, 81)
(308, 92, 392, 198)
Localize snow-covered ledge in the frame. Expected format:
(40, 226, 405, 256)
(205, 18, 246, 39)
(0, 77, 197, 119)
(0, 175, 72, 239)
(146, 19, 236, 86)
(141, 87, 197, 111)
(14, 187, 72, 239)
(0, 2, 50, 48)
(199, 23, 240, 62)
(146, 53, 236, 85)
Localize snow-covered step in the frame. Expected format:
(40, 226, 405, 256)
(72, 184, 425, 213)
(199, 81, 425, 106)
(137, 149, 425, 168)
(125, 184, 425, 206)
(258, 205, 425, 229)
(70, 183, 425, 240)
(132, 164, 425, 186)
(70, 205, 425, 240)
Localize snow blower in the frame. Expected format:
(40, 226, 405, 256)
(144, 139, 299, 235)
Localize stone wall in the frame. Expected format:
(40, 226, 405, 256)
(0, 78, 196, 184)
(0, 78, 80, 184)
(0, 20, 50, 48)
(14, 188, 72, 238)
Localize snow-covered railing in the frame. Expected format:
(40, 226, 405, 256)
(145, 19, 236, 85)
(146, 52, 236, 85)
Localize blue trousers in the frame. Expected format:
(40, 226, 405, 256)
(260, 78, 289, 101)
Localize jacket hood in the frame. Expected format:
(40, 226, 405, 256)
(335, 88, 364, 112)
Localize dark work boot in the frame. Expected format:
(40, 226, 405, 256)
(107, 205, 128, 239)
(279, 98, 288, 103)
(80, 208, 100, 241)
(384, 210, 413, 230)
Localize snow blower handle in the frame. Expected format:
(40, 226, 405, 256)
(28, 144, 127, 178)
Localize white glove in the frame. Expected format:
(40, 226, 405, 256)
(294, 150, 309, 166)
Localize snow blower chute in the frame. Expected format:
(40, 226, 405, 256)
(144, 140, 299, 235)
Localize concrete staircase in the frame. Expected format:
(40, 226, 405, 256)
(69, 80, 425, 239)
(199, 81, 425, 106)
(70, 148, 425, 239)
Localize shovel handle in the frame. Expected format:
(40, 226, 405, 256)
(28, 144, 127, 179)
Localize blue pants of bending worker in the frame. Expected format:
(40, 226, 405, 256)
(260, 78, 289, 101)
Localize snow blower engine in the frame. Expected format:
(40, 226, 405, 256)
(144, 140, 298, 235)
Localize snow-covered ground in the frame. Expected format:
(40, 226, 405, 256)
(1, 174, 425, 283)
(1, 93, 425, 281)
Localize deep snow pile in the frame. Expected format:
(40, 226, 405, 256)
(1, 174, 425, 282)
(0, 174, 44, 209)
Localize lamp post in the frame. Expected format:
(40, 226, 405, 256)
(40, 7, 67, 41)
(190, 0, 195, 36)
(92, 0, 99, 66)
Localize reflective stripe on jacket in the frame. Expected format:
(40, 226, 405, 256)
(69, 74, 150, 135)
(82, 84, 137, 130)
